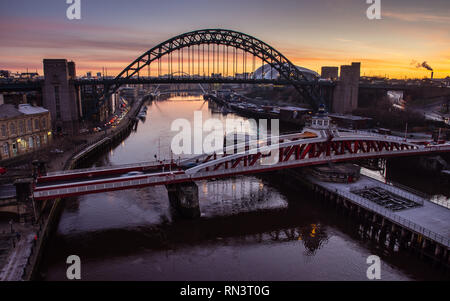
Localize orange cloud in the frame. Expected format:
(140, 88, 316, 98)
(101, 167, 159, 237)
(383, 11, 450, 24)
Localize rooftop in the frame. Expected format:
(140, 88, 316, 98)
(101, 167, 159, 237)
(0, 104, 23, 119)
(17, 104, 48, 115)
(0, 104, 48, 120)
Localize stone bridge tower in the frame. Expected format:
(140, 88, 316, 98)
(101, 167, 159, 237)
(43, 59, 81, 134)
(331, 62, 360, 114)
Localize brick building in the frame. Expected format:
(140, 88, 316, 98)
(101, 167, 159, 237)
(0, 103, 52, 161)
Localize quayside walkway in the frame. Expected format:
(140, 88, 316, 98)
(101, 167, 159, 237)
(305, 174, 450, 248)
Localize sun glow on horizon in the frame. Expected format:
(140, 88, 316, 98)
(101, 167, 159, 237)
(1, 1, 449, 80)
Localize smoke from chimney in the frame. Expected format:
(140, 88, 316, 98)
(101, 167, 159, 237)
(411, 60, 434, 78)
(411, 60, 433, 71)
(421, 61, 433, 71)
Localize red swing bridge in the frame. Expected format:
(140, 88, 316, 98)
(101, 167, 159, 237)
(33, 115, 450, 202)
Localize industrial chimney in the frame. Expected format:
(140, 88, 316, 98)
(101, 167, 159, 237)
(431, 71, 434, 80)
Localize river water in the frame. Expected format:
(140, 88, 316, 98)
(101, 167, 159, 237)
(38, 93, 449, 280)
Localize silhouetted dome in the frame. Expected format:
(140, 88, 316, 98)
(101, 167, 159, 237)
(252, 63, 319, 80)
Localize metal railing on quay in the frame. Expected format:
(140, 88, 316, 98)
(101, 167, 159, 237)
(333, 189, 450, 247)
(21, 218, 45, 280)
(429, 196, 450, 210)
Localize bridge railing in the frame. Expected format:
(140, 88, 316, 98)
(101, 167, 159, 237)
(385, 180, 431, 201)
(338, 129, 418, 143)
(187, 146, 449, 178)
(180, 131, 319, 165)
(46, 160, 171, 176)
(47, 131, 311, 177)
(42, 141, 450, 181)
(186, 140, 450, 175)
(44, 129, 450, 178)
(34, 172, 192, 199)
(343, 129, 450, 146)
(429, 195, 450, 210)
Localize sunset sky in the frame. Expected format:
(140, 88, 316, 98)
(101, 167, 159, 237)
(1, 0, 449, 79)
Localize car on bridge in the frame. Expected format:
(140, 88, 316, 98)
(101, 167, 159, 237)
(180, 162, 199, 169)
(120, 171, 144, 177)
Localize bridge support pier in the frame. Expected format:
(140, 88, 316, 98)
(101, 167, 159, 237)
(32, 160, 47, 177)
(14, 178, 34, 222)
(166, 182, 200, 219)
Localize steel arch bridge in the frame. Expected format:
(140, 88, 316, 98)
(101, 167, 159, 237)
(103, 29, 321, 107)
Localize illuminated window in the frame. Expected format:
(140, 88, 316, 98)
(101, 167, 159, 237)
(18, 139, 26, 151)
(29, 136, 34, 149)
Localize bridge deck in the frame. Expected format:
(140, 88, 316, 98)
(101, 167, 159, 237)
(305, 175, 450, 247)
(33, 128, 450, 202)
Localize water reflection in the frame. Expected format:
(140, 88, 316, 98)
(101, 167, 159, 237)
(38, 94, 449, 281)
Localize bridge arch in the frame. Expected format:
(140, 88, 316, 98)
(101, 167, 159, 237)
(106, 29, 320, 106)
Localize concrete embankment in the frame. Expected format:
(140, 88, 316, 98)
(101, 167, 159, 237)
(21, 97, 146, 281)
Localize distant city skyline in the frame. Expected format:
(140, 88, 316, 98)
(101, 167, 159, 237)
(1, 0, 449, 79)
